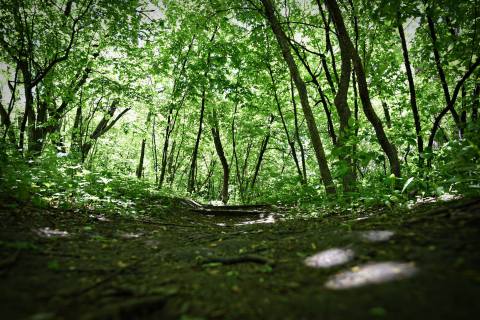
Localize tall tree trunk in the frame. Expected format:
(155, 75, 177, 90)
(317, 0, 339, 86)
(426, 11, 461, 130)
(325, 0, 401, 178)
(266, 60, 304, 183)
(326, 1, 356, 192)
(18, 62, 36, 154)
(187, 28, 217, 194)
(187, 88, 206, 194)
(291, 77, 307, 183)
(136, 138, 146, 179)
(210, 109, 229, 204)
(159, 108, 174, 188)
(261, 0, 336, 194)
(397, 13, 424, 166)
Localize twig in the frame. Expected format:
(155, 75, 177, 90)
(202, 255, 274, 266)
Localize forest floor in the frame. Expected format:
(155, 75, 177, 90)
(0, 196, 479, 320)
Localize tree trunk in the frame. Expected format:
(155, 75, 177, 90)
(187, 88, 206, 194)
(382, 102, 392, 129)
(326, 2, 356, 192)
(81, 100, 129, 162)
(397, 13, 424, 166)
(266, 60, 304, 183)
(136, 138, 146, 179)
(325, 0, 401, 178)
(210, 109, 229, 204)
(159, 108, 174, 188)
(473, 83, 479, 122)
(261, 0, 336, 194)
(152, 116, 159, 184)
(317, 0, 339, 86)
(291, 77, 307, 183)
(426, 11, 461, 130)
(0, 95, 16, 145)
(187, 28, 217, 194)
(250, 115, 274, 191)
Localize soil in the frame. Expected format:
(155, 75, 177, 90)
(0, 196, 479, 320)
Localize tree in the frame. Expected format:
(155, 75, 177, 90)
(260, 0, 336, 195)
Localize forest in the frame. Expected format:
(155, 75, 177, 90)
(0, 0, 479, 319)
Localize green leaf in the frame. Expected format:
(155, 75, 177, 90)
(401, 177, 414, 193)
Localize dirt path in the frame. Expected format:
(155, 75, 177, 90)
(1, 197, 479, 319)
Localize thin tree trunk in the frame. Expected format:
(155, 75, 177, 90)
(211, 109, 229, 204)
(71, 102, 83, 154)
(427, 57, 480, 165)
(231, 100, 243, 197)
(188, 88, 206, 194)
(461, 85, 467, 137)
(327, 1, 356, 192)
(159, 108, 174, 188)
(152, 116, 159, 184)
(397, 13, 424, 166)
(473, 83, 479, 122)
(136, 139, 146, 179)
(426, 11, 461, 129)
(291, 77, 307, 183)
(290, 44, 337, 145)
(250, 115, 274, 191)
(266, 60, 304, 183)
(261, 0, 336, 194)
(317, 0, 339, 86)
(382, 102, 392, 129)
(325, 0, 401, 178)
(187, 27, 217, 194)
(240, 141, 253, 197)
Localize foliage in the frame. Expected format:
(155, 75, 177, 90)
(1, 0, 479, 211)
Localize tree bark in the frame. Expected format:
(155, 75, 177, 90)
(261, 0, 336, 194)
